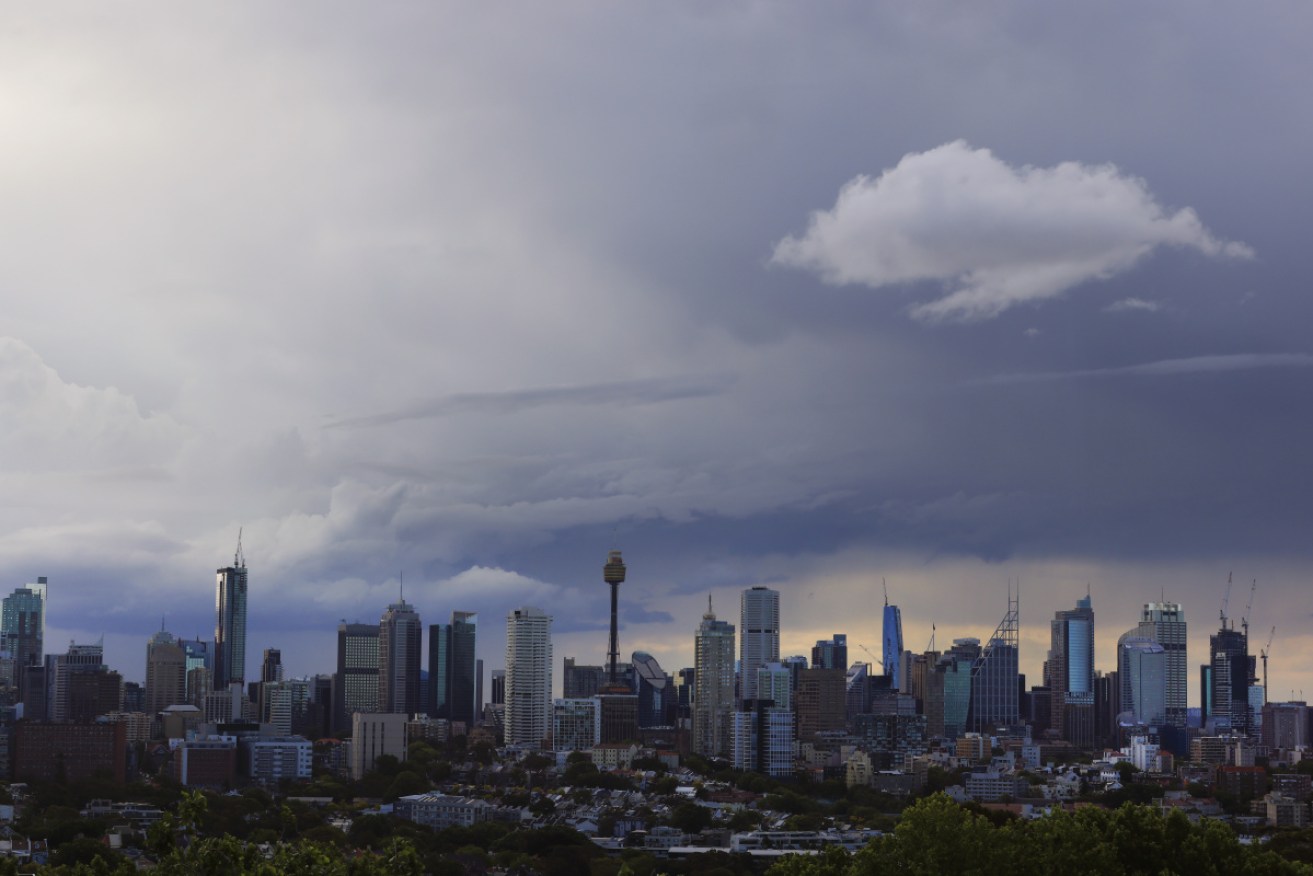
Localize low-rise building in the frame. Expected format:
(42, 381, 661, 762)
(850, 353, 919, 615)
(172, 736, 238, 788)
(394, 794, 492, 830)
(248, 737, 313, 785)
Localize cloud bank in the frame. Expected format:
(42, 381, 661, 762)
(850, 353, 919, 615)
(772, 141, 1252, 321)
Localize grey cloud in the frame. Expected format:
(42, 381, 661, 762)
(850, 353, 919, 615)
(771, 141, 1251, 321)
(324, 374, 735, 429)
(971, 353, 1313, 386)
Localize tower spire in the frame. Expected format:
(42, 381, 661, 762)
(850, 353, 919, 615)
(234, 527, 245, 568)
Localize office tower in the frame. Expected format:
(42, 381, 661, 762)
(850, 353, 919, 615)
(490, 670, 506, 706)
(694, 598, 735, 758)
(1208, 625, 1252, 736)
(883, 588, 903, 688)
(378, 599, 422, 715)
(334, 622, 380, 734)
(796, 667, 846, 740)
(48, 640, 107, 722)
(428, 612, 477, 725)
(1262, 701, 1309, 750)
(1137, 602, 1187, 727)
(1047, 594, 1095, 746)
(505, 606, 552, 747)
(812, 634, 848, 672)
(603, 551, 626, 687)
(3, 578, 46, 698)
(562, 658, 606, 698)
(970, 589, 1020, 732)
(740, 586, 779, 701)
(1116, 633, 1167, 726)
(214, 541, 249, 690)
(145, 630, 187, 716)
(261, 649, 283, 684)
(845, 662, 871, 723)
(632, 651, 673, 729)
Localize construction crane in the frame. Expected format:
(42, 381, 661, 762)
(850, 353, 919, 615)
(1241, 578, 1257, 641)
(1261, 626, 1276, 706)
(857, 643, 882, 671)
(1219, 572, 1233, 627)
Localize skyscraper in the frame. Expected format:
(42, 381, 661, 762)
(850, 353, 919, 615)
(811, 634, 848, 672)
(1116, 633, 1167, 726)
(378, 598, 422, 715)
(505, 606, 552, 746)
(1137, 602, 1187, 727)
(883, 585, 904, 688)
(739, 586, 779, 702)
(145, 630, 187, 715)
(2, 578, 46, 699)
(1047, 594, 1095, 746)
(335, 622, 379, 734)
(694, 598, 735, 758)
(970, 589, 1020, 732)
(428, 611, 477, 725)
(214, 541, 248, 690)
(1209, 624, 1252, 736)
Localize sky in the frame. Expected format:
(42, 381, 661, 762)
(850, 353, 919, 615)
(2, 4, 1311, 703)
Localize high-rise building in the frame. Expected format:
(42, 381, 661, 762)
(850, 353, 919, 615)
(261, 649, 283, 684)
(3, 578, 46, 698)
(505, 606, 552, 747)
(145, 630, 187, 716)
(334, 622, 379, 734)
(428, 612, 477, 725)
(883, 590, 904, 688)
(214, 543, 249, 690)
(48, 640, 107, 722)
(970, 589, 1020, 732)
(490, 670, 505, 706)
(1208, 625, 1252, 736)
(1047, 594, 1095, 746)
(1137, 602, 1187, 727)
(562, 658, 606, 699)
(740, 587, 779, 702)
(795, 667, 846, 741)
(731, 699, 794, 777)
(1116, 633, 1167, 727)
(694, 598, 735, 758)
(811, 634, 848, 672)
(378, 599, 422, 715)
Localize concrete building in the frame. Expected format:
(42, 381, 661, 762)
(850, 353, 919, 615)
(248, 737, 313, 785)
(552, 698, 599, 752)
(351, 712, 409, 780)
(395, 794, 492, 830)
(505, 606, 552, 747)
(334, 622, 379, 734)
(15, 721, 127, 784)
(145, 632, 187, 718)
(172, 736, 237, 788)
(1137, 602, 1187, 727)
(693, 599, 735, 758)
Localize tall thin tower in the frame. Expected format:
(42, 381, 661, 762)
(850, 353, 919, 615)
(604, 551, 626, 686)
(882, 580, 904, 688)
(740, 586, 780, 701)
(214, 533, 248, 690)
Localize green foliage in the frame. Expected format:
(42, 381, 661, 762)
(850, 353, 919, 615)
(765, 794, 1313, 876)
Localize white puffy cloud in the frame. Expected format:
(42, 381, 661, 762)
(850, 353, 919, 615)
(772, 141, 1252, 321)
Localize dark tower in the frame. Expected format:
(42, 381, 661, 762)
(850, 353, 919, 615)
(604, 551, 626, 685)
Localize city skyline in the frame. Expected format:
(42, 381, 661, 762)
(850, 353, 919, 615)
(1, 6, 1311, 707)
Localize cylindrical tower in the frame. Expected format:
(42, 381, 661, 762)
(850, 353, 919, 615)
(604, 551, 626, 684)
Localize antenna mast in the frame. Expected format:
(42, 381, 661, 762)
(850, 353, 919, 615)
(1220, 572, 1232, 627)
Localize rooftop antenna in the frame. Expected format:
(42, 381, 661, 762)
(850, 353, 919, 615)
(883, 578, 888, 607)
(234, 527, 245, 568)
(399, 571, 404, 603)
(927, 623, 936, 653)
